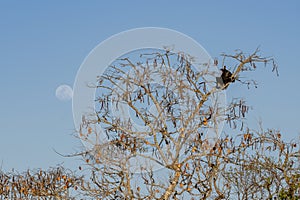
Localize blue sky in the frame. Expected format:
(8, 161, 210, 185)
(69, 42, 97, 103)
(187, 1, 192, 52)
(0, 0, 299, 171)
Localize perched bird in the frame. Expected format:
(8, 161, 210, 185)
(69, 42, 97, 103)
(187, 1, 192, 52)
(216, 66, 235, 89)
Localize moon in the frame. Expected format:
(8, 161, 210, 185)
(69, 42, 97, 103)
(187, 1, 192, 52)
(55, 84, 73, 101)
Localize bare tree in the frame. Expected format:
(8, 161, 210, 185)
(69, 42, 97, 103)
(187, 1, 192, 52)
(75, 48, 299, 200)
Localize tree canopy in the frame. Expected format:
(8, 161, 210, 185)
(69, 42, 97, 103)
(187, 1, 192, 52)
(1, 48, 299, 200)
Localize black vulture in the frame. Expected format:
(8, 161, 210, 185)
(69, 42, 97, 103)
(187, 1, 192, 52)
(216, 66, 235, 89)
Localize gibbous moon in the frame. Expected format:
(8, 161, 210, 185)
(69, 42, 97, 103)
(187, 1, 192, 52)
(55, 84, 73, 101)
